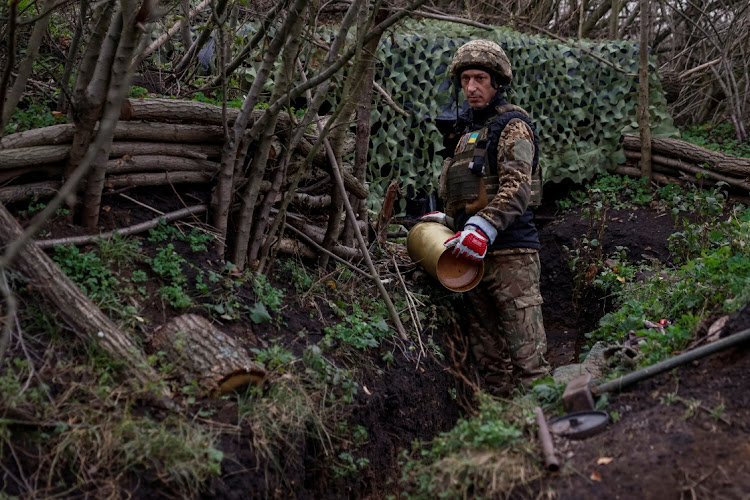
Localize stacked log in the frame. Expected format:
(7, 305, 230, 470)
(618, 134, 750, 197)
(0, 98, 369, 260)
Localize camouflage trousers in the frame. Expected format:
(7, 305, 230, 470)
(463, 249, 550, 394)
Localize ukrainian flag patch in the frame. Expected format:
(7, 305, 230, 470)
(467, 133, 479, 144)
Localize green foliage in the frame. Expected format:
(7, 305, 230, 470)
(128, 85, 149, 98)
(558, 173, 655, 212)
(251, 344, 296, 372)
(587, 202, 750, 365)
(324, 303, 392, 350)
(399, 393, 539, 499)
(667, 184, 729, 263)
(149, 243, 188, 282)
(4, 99, 66, 134)
(148, 220, 214, 252)
(279, 259, 318, 295)
(149, 243, 191, 308)
(252, 274, 285, 318)
(17, 198, 47, 219)
(680, 122, 750, 158)
(369, 21, 677, 215)
(0, 358, 51, 413)
(331, 452, 370, 478)
(196, 264, 244, 320)
(529, 376, 566, 413)
(190, 91, 244, 109)
(53, 244, 135, 316)
(429, 399, 522, 457)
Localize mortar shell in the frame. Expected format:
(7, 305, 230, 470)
(406, 221, 484, 292)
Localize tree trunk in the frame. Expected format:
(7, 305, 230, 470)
(231, 0, 307, 267)
(623, 134, 750, 176)
(0, 0, 53, 130)
(343, 8, 384, 248)
(0, 202, 159, 388)
(82, 1, 145, 229)
(637, 0, 652, 181)
(65, 4, 119, 186)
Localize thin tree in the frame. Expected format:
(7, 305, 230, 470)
(638, 0, 652, 180)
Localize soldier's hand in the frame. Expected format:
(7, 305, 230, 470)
(420, 211, 456, 230)
(420, 211, 449, 225)
(444, 225, 489, 261)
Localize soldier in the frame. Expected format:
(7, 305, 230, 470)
(422, 39, 550, 394)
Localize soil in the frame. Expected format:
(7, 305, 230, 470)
(4, 181, 750, 499)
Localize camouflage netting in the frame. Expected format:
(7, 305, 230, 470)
(368, 20, 679, 215)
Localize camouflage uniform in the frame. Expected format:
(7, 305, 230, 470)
(440, 40, 550, 393)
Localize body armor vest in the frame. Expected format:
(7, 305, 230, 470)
(439, 103, 542, 252)
(440, 104, 542, 212)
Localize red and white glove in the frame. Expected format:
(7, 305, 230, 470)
(444, 225, 489, 261)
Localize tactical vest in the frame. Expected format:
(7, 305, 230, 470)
(439, 104, 542, 214)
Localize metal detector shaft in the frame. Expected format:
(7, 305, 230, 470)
(592, 326, 750, 396)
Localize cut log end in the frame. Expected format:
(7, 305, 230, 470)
(151, 314, 265, 395)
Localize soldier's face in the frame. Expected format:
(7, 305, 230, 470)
(460, 69, 496, 109)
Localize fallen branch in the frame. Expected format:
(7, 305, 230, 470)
(106, 170, 215, 187)
(282, 223, 369, 277)
(151, 313, 265, 395)
(0, 123, 75, 149)
(0, 145, 69, 168)
(623, 134, 750, 177)
(106, 155, 219, 174)
(35, 204, 208, 249)
(0, 181, 60, 203)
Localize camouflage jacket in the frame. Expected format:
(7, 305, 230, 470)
(443, 93, 540, 251)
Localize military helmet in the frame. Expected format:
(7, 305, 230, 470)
(449, 40, 512, 86)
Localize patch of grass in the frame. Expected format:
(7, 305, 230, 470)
(97, 233, 143, 270)
(0, 333, 221, 498)
(398, 393, 541, 499)
(237, 344, 360, 490)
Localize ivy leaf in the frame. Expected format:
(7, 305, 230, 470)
(248, 302, 271, 324)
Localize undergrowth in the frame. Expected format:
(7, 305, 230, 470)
(0, 304, 223, 498)
(3, 213, 457, 497)
(680, 122, 750, 158)
(560, 174, 750, 367)
(398, 386, 563, 499)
